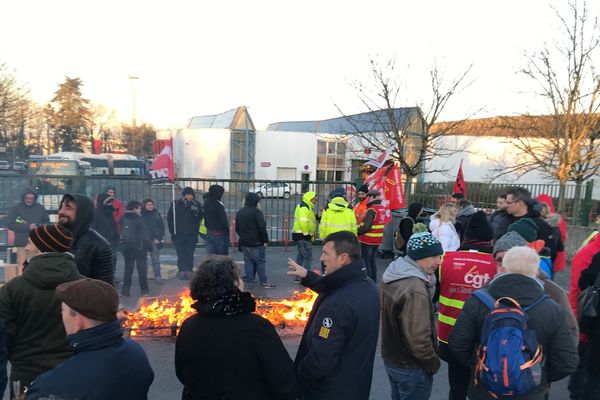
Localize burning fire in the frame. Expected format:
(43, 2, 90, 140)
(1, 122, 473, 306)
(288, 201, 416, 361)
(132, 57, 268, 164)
(123, 288, 318, 337)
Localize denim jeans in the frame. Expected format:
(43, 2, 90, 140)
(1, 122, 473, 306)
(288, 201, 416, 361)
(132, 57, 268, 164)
(242, 246, 267, 284)
(361, 244, 378, 282)
(385, 363, 433, 400)
(295, 240, 312, 269)
(206, 235, 229, 256)
(149, 243, 161, 278)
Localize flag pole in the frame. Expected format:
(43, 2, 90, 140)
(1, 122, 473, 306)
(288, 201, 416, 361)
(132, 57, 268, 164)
(171, 137, 177, 235)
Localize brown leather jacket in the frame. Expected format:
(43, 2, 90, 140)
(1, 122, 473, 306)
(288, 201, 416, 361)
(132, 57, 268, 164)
(380, 257, 440, 374)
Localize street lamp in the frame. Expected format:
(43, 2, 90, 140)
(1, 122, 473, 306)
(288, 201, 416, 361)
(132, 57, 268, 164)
(128, 75, 139, 154)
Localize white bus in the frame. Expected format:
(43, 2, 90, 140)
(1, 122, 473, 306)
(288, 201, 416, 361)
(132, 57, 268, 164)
(46, 152, 148, 176)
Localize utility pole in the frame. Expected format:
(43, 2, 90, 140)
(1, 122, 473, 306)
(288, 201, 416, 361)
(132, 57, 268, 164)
(129, 75, 139, 154)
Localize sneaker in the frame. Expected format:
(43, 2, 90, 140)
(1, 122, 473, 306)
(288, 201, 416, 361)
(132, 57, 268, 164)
(260, 283, 276, 289)
(155, 277, 164, 284)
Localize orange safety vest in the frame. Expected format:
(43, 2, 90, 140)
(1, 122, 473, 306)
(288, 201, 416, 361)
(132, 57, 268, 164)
(358, 204, 386, 246)
(437, 250, 496, 344)
(354, 198, 369, 225)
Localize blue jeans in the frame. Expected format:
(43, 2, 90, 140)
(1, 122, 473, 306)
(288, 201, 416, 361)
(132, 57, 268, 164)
(149, 243, 161, 278)
(295, 240, 312, 269)
(361, 244, 378, 282)
(206, 235, 229, 256)
(242, 246, 267, 284)
(385, 363, 433, 400)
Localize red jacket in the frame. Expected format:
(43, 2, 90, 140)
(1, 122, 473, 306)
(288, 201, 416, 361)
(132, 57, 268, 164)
(569, 233, 600, 317)
(537, 194, 567, 271)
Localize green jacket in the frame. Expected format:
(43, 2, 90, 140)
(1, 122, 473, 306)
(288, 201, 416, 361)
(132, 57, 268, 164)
(319, 197, 358, 239)
(293, 192, 317, 240)
(0, 252, 81, 384)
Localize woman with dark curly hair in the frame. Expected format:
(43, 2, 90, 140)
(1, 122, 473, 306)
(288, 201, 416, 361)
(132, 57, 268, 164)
(175, 256, 299, 400)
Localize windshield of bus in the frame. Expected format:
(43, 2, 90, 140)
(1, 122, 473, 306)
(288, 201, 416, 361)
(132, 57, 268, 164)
(27, 160, 79, 176)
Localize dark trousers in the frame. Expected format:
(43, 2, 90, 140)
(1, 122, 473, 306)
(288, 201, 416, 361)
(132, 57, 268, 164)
(174, 235, 197, 272)
(439, 343, 470, 400)
(206, 235, 229, 256)
(569, 341, 589, 400)
(122, 247, 148, 294)
(360, 244, 378, 282)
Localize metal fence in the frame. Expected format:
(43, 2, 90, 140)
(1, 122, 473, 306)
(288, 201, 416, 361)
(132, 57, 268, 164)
(0, 174, 596, 244)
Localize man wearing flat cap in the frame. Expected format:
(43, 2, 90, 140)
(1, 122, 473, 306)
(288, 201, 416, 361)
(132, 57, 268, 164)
(26, 278, 154, 400)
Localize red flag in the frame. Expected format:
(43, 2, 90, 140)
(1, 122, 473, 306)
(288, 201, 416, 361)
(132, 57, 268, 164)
(364, 163, 405, 222)
(93, 139, 102, 154)
(453, 160, 467, 198)
(149, 138, 175, 183)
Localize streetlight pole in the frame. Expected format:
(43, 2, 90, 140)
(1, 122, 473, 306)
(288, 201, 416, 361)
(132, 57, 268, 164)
(128, 75, 139, 154)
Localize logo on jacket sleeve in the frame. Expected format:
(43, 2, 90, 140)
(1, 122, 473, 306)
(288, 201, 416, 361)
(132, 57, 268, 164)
(319, 317, 333, 339)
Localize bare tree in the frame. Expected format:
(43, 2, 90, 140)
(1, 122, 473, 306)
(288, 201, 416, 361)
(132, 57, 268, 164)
(494, 0, 600, 216)
(88, 103, 118, 152)
(337, 57, 475, 199)
(0, 63, 30, 158)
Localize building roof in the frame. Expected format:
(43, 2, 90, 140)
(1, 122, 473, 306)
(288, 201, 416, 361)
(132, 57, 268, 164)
(267, 107, 422, 134)
(187, 106, 255, 131)
(430, 115, 600, 137)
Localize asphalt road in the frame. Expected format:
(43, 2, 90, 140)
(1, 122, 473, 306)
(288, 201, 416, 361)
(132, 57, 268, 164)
(115, 245, 572, 400)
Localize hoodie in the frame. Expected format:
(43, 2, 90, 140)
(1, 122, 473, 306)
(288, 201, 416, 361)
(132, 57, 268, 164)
(203, 185, 229, 236)
(7, 189, 50, 246)
(235, 193, 268, 247)
(319, 197, 358, 238)
(292, 192, 317, 241)
(94, 185, 125, 232)
(59, 194, 114, 284)
(0, 252, 80, 384)
(380, 256, 440, 373)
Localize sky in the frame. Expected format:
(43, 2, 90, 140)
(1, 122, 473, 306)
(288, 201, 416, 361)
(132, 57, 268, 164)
(1, 0, 595, 131)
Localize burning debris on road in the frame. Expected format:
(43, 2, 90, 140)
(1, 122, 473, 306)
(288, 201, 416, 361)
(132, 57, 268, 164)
(122, 288, 318, 338)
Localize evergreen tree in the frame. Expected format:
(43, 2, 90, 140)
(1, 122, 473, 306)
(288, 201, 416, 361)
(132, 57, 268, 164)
(48, 77, 91, 152)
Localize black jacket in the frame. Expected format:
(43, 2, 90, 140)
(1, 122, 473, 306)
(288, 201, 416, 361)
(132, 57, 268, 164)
(489, 209, 511, 241)
(578, 263, 600, 378)
(175, 291, 298, 400)
(93, 193, 119, 245)
(235, 193, 268, 247)
(141, 208, 165, 241)
(26, 321, 154, 400)
(121, 212, 151, 252)
(0, 253, 80, 385)
(167, 197, 202, 239)
(398, 216, 415, 254)
(449, 273, 578, 399)
(60, 194, 114, 285)
(296, 259, 380, 400)
(7, 190, 50, 246)
(204, 185, 229, 236)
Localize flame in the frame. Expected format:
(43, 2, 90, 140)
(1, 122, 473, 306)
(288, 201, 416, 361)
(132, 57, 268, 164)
(123, 288, 318, 337)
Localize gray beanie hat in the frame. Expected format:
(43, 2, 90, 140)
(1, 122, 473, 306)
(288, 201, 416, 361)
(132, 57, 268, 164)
(407, 232, 444, 260)
(493, 231, 528, 257)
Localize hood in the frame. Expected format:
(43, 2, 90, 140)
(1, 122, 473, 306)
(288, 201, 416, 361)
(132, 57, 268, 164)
(536, 194, 556, 213)
(244, 192, 260, 207)
(487, 273, 545, 306)
(327, 196, 348, 211)
(208, 185, 225, 200)
(21, 188, 38, 205)
(382, 256, 434, 286)
(301, 191, 316, 210)
(23, 253, 80, 290)
(328, 187, 346, 201)
(182, 187, 196, 198)
(60, 193, 94, 239)
(407, 202, 423, 220)
(545, 213, 561, 227)
(457, 204, 475, 218)
(101, 184, 117, 195)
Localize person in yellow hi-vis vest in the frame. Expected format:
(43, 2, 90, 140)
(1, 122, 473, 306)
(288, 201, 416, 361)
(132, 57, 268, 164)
(320, 197, 357, 238)
(292, 192, 317, 271)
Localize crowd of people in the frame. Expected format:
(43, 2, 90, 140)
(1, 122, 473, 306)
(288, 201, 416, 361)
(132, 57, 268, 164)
(0, 182, 598, 399)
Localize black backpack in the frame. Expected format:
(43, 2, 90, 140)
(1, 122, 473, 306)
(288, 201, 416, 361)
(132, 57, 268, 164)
(120, 217, 140, 248)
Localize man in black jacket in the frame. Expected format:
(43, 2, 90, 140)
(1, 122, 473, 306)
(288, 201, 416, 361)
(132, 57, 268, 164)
(449, 246, 578, 400)
(58, 194, 114, 285)
(141, 198, 165, 283)
(204, 185, 229, 256)
(287, 231, 379, 400)
(167, 187, 202, 280)
(235, 193, 274, 288)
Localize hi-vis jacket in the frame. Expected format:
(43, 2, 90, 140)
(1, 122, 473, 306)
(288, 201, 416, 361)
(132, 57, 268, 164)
(319, 197, 357, 239)
(437, 250, 495, 344)
(358, 203, 386, 246)
(293, 192, 317, 241)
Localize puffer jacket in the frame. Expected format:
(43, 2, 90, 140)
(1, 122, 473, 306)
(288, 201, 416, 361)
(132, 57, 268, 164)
(292, 192, 317, 241)
(203, 185, 229, 236)
(60, 194, 114, 285)
(449, 273, 579, 399)
(380, 256, 440, 373)
(0, 252, 80, 385)
(319, 197, 357, 238)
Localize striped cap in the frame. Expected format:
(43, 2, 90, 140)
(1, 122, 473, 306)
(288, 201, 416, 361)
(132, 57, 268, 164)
(29, 224, 73, 253)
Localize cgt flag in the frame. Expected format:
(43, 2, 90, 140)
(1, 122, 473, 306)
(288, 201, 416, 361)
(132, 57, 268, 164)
(149, 138, 175, 183)
(453, 159, 468, 198)
(364, 162, 405, 221)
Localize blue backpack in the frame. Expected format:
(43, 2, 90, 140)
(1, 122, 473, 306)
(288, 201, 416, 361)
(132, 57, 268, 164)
(472, 289, 547, 397)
